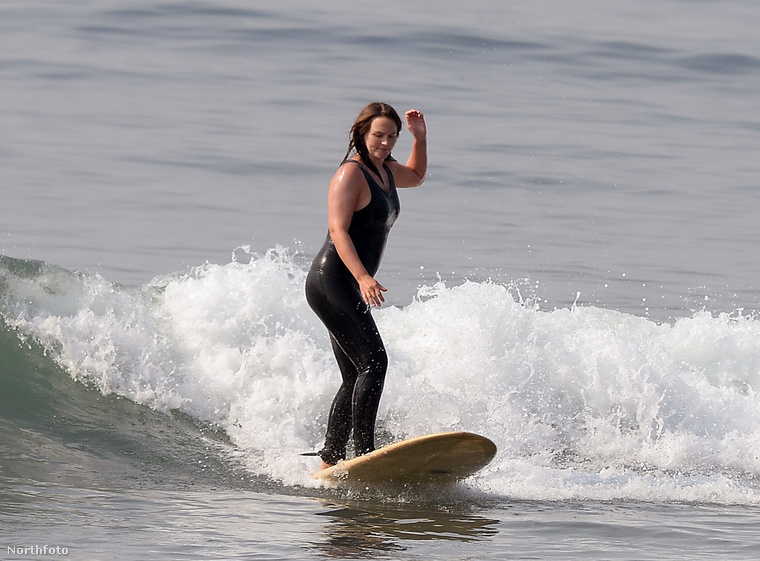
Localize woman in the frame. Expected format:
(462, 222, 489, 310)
(305, 101, 428, 470)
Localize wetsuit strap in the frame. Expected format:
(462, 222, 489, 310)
(348, 159, 392, 191)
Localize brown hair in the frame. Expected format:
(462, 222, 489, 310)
(342, 102, 403, 175)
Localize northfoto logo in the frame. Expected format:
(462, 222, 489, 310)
(7, 545, 69, 556)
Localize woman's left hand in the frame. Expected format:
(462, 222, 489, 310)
(405, 109, 427, 141)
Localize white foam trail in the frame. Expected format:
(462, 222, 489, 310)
(3, 248, 760, 502)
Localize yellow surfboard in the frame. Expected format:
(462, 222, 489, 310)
(312, 431, 496, 484)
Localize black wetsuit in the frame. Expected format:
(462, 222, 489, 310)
(305, 160, 400, 465)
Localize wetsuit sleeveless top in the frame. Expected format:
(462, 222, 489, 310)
(305, 159, 400, 465)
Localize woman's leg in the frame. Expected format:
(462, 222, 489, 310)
(307, 273, 388, 463)
(319, 315, 388, 463)
(319, 336, 357, 465)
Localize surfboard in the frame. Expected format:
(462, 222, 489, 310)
(312, 431, 496, 484)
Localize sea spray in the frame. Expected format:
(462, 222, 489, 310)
(2, 251, 760, 501)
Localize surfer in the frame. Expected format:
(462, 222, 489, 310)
(305, 101, 428, 470)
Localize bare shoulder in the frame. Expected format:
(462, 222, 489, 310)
(331, 160, 366, 187)
(329, 161, 370, 209)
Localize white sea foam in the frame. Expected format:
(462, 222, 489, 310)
(3, 249, 760, 503)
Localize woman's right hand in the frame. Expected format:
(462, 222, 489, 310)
(358, 274, 387, 307)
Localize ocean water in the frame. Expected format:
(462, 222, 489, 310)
(2, 0, 760, 559)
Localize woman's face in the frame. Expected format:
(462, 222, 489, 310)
(363, 116, 399, 164)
